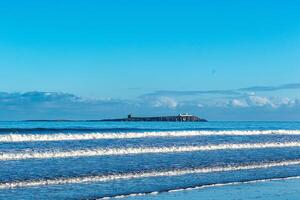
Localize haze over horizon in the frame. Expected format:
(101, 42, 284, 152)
(0, 0, 300, 120)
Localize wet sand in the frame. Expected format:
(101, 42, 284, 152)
(124, 177, 300, 200)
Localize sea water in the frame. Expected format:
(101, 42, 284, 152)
(1, 121, 300, 199)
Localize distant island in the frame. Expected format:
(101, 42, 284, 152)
(101, 114, 207, 122)
(25, 114, 207, 122)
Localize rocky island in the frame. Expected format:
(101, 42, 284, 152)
(101, 114, 207, 122)
(25, 114, 207, 122)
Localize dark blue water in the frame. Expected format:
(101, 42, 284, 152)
(1, 121, 300, 200)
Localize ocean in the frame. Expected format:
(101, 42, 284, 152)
(1, 121, 300, 199)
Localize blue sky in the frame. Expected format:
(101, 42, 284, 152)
(0, 0, 300, 120)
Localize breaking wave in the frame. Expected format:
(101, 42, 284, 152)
(2, 142, 300, 161)
(1, 159, 300, 189)
(1, 130, 300, 143)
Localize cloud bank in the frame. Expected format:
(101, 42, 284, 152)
(1, 83, 300, 121)
(240, 83, 300, 92)
(142, 83, 300, 97)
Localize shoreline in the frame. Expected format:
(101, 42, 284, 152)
(120, 176, 300, 200)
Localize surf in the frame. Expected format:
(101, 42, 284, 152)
(1, 159, 300, 189)
(2, 141, 300, 161)
(1, 130, 300, 143)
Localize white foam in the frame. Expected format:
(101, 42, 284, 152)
(1, 142, 300, 161)
(1, 130, 300, 143)
(1, 159, 300, 189)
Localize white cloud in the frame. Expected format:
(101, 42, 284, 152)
(197, 104, 204, 108)
(228, 95, 299, 109)
(272, 97, 296, 107)
(153, 96, 178, 108)
(231, 99, 249, 108)
(247, 95, 275, 107)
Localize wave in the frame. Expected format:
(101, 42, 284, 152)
(1, 130, 300, 143)
(97, 176, 300, 199)
(1, 159, 300, 189)
(2, 142, 300, 161)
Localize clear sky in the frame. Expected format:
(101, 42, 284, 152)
(0, 0, 300, 120)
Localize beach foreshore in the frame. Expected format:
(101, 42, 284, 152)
(123, 177, 300, 200)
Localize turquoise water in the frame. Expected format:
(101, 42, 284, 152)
(1, 121, 300, 199)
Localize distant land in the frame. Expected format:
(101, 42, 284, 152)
(25, 114, 207, 122)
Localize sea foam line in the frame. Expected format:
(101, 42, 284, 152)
(97, 175, 300, 199)
(1, 159, 300, 189)
(1, 130, 300, 143)
(2, 142, 300, 161)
